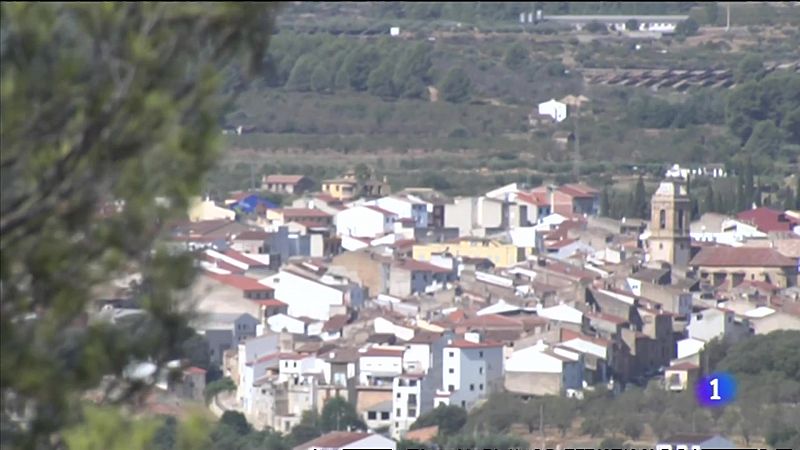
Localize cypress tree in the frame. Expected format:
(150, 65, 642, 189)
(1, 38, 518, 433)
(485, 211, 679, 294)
(705, 184, 715, 214)
(634, 174, 647, 219)
(601, 186, 611, 217)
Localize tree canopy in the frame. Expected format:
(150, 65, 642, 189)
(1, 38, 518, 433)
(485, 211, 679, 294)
(0, 2, 281, 448)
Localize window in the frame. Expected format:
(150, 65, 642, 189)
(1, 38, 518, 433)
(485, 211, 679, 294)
(409, 409, 417, 418)
(659, 210, 666, 229)
(479, 351, 484, 358)
(293, 362, 297, 368)
(396, 408, 401, 416)
(396, 393, 401, 398)
(479, 367, 483, 374)
(448, 351, 454, 357)
(461, 401, 466, 408)
(470, 384, 475, 391)
(381, 412, 390, 420)
(678, 209, 684, 231)
(409, 380, 417, 387)
(448, 368, 454, 374)
(480, 384, 484, 390)
(368, 411, 377, 420)
(448, 385, 455, 392)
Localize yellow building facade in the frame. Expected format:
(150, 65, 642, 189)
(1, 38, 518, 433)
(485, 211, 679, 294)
(412, 238, 523, 268)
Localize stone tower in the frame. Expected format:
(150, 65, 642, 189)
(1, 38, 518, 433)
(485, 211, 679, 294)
(647, 178, 691, 268)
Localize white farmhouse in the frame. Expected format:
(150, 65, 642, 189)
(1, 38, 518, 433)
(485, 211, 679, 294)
(538, 99, 568, 122)
(436, 337, 504, 410)
(336, 205, 398, 238)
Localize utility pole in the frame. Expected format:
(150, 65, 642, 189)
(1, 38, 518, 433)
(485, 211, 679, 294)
(249, 163, 255, 191)
(573, 101, 581, 181)
(726, 2, 731, 32)
(540, 402, 545, 450)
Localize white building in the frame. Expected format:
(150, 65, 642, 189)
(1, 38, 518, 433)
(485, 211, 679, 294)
(536, 302, 584, 325)
(687, 308, 751, 344)
(437, 338, 504, 410)
(260, 267, 364, 321)
(336, 205, 398, 238)
(292, 431, 396, 450)
(236, 334, 280, 413)
(358, 345, 405, 386)
(538, 99, 568, 123)
(391, 373, 426, 439)
(369, 195, 430, 228)
(504, 340, 583, 397)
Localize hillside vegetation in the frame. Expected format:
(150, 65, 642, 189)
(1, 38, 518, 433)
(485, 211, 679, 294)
(209, 2, 800, 198)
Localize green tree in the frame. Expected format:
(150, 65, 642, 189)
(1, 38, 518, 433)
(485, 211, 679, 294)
(744, 120, 783, 160)
(796, 176, 800, 209)
(0, 2, 281, 447)
(601, 186, 611, 217)
(288, 410, 322, 447)
(320, 396, 366, 432)
(367, 59, 397, 99)
(633, 174, 648, 219)
(704, 184, 715, 213)
(310, 61, 335, 94)
(783, 106, 800, 144)
(181, 334, 211, 370)
(503, 42, 529, 70)
(397, 439, 426, 450)
(439, 67, 472, 103)
(342, 45, 381, 91)
(393, 43, 433, 98)
(625, 18, 639, 31)
(704, 2, 719, 25)
(675, 17, 699, 36)
(735, 54, 765, 84)
(219, 411, 251, 435)
(286, 54, 316, 91)
(411, 404, 467, 436)
(204, 377, 236, 403)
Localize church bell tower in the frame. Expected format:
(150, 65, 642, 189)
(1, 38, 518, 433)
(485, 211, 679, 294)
(647, 178, 691, 268)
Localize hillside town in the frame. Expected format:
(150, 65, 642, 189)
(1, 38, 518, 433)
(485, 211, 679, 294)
(95, 168, 800, 448)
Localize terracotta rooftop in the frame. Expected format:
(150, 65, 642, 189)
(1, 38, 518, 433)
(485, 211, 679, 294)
(516, 191, 550, 206)
(322, 314, 349, 332)
(560, 328, 612, 346)
(264, 175, 307, 184)
(446, 338, 503, 349)
(459, 314, 526, 329)
(234, 230, 272, 241)
(690, 247, 796, 267)
(277, 208, 332, 218)
(252, 299, 287, 308)
(547, 238, 578, 250)
(360, 347, 405, 357)
(394, 258, 452, 273)
(587, 311, 629, 325)
(203, 271, 274, 292)
(736, 207, 799, 233)
(292, 431, 371, 450)
(668, 362, 700, 371)
(558, 183, 600, 198)
(406, 330, 444, 344)
(223, 249, 268, 267)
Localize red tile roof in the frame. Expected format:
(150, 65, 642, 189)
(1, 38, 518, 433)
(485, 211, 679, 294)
(668, 362, 700, 371)
(184, 366, 207, 375)
(394, 258, 452, 273)
(223, 249, 268, 267)
(547, 238, 578, 250)
(736, 207, 799, 233)
(558, 183, 599, 198)
(279, 208, 332, 218)
(690, 247, 796, 267)
(253, 299, 287, 308)
(447, 339, 503, 349)
(360, 347, 405, 357)
(517, 191, 550, 206)
(459, 314, 525, 329)
(203, 271, 274, 292)
(234, 230, 272, 241)
(293, 432, 371, 450)
(735, 279, 781, 293)
(560, 328, 612, 346)
(587, 311, 629, 325)
(264, 175, 307, 185)
(199, 254, 245, 274)
(323, 314, 349, 332)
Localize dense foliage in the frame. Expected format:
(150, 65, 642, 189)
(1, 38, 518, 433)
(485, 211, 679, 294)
(0, 2, 281, 448)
